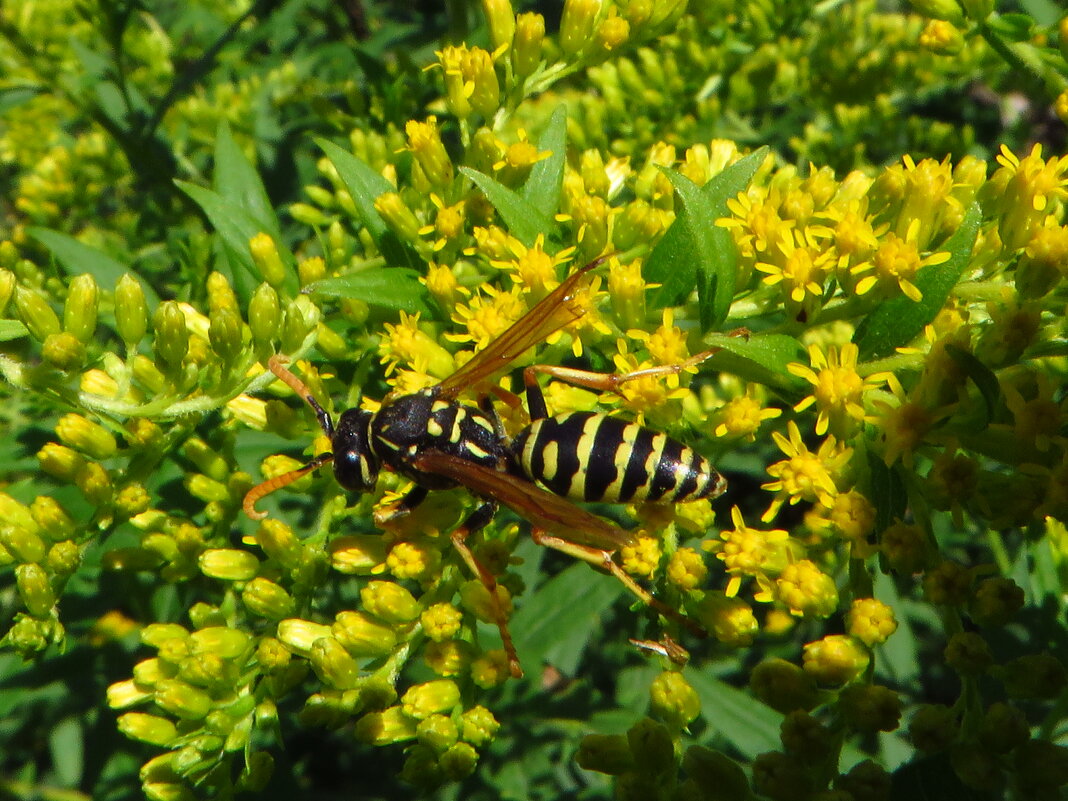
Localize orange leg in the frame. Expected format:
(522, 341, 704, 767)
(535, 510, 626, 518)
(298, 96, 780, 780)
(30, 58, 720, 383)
(530, 529, 707, 640)
(449, 503, 523, 679)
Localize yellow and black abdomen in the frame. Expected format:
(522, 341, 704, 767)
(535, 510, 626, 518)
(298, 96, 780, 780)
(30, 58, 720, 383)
(511, 411, 725, 504)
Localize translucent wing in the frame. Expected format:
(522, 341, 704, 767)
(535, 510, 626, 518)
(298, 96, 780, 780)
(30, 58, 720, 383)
(435, 257, 604, 400)
(413, 450, 633, 551)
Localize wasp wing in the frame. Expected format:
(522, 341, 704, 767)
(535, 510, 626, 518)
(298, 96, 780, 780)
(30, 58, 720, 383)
(435, 257, 605, 400)
(413, 450, 634, 552)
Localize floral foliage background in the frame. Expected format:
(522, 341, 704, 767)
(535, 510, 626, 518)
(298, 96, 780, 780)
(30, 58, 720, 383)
(1, 0, 1068, 799)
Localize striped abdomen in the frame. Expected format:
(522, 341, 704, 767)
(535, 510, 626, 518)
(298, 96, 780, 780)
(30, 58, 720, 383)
(510, 412, 725, 504)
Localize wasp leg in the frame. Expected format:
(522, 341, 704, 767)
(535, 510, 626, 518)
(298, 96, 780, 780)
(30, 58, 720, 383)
(373, 484, 430, 527)
(530, 528, 707, 640)
(449, 501, 523, 679)
(522, 327, 750, 417)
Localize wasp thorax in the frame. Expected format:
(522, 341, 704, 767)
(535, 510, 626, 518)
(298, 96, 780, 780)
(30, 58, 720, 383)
(332, 409, 379, 491)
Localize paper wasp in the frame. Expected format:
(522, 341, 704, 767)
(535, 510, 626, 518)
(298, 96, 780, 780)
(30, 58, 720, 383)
(244, 257, 736, 677)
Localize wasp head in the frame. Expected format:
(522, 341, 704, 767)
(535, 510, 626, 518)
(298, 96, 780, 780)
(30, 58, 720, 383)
(332, 408, 379, 492)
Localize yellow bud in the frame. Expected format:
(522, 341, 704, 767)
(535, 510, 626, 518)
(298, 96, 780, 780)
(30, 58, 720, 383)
(332, 610, 397, 657)
(55, 413, 117, 460)
(512, 12, 546, 78)
(401, 679, 461, 720)
(482, 0, 515, 50)
(360, 581, 421, 623)
(560, 0, 603, 56)
(154, 679, 214, 720)
(249, 233, 288, 288)
(309, 636, 362, 690)
(118, 712, 180, 746)
(276, 618, 333, 656)
(63, 273, 99, 342)
(355, 706, 418, 745)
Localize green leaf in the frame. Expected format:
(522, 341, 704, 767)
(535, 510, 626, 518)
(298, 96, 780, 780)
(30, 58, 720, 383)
(685, 669, 780, 759)
(646, 148, 767, 329)
(700, 331, 806, 388)
(213, 121, 281, 241)
(461, 166, 554, 247)
(853, 204, 981, 360)
(866, 451, 908, 532)
(0, 320, 28, 341)
(304, 268, 433, 314)
(177, 181, 273, 295)
(521, 104, 567, 218)
(0, 86, 41, 114)
(510, 563, 624, 676)
(945, 344, 999, 424)
(27, 228, 160, 307)
(317, 139, 421, 270)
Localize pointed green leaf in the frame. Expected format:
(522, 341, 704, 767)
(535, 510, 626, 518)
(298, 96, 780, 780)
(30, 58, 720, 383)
(317, 139, 421, 270)
(521, 105, 567, 218)
(461, 166, 553, 247)
(304, 268, 433, 314)
(27, 228, 160, 307)
(0, 320, 28, 341)
(177, 180, 285, 299)
(945, 344, 999, 425)
(853, 204, 981, 360)
(646, 148, 766, 329)
(510, 563, 623, 676)
(866, 451, 908, 532)
(700, 331, 806, 388)
(685, 669, 781, 758)
(213, 121, 281, 240)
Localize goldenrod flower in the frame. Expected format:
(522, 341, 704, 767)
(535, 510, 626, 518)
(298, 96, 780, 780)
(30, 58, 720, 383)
(704, 506, 791, 599)
(620, 534, 661, 577)
(761, 421, 853, 522)
(720, 188, 795, 259)
(776, 560, 838, 619)
(712, 389, 783, 442)
(788, 343, 891, 437)
(448, 284, 526, 351)
(492, 234, 575, 298)
(755, 227, 835, 317)
(853, 218, 950, 302)
(871, 375, 933, 468)
(626, 308, 690, 367)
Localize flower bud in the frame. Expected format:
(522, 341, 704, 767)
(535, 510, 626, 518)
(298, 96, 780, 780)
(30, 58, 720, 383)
(56, 413, 117, 460)
(838, 684, 902, 733)
(440, 742, 479, 781)
(16, 563, 55, 617)
(0, 522, 47, 564)
(996, 653, 1068, 699)
(845, 597, 898, 646)
(560, 0, 602, 56)
(401, 679, 461, 720)
(417, 713, 459, 753)
(46, 541, 80, 576)
(154, 679, 213, 720)
(355, 706, 418, 745)
(424, 639, 472, 676)
(209, 306, 244, 364)
(117, 712, 179, 746)
(459, 705, 499, 747)
(115, 274, 148, 347)
(330, 535, 387, 575)
(14, 286, 61, 342)
(63, 274, 99, 342)
(802, 635, 870, 686)
(649, 671, 700, 729)
(421, 602, 464, 642)
(405, 118, 454, 189)
(909, 703, 958, 752)
(907, 0, 964, 23)
(255, 519, 303, 569)
(41, 332, 85, 370)
(248, 283, 280, 347)
(184, 474, 229, 504)
(360, 581, 420, 623)
(189, 627, 251, 660)
(309, 635, 362, 690)
(0, 269, 14, 315)
(249, 233, 288, 288)
(374, 192, 422, 242)
(276, 618, 333, 657)
(37, 442, 87, 482)
(242, 577, 295, 620)
(153, 301, 189, 370)
(944, 631, 993, 675)
(332, 610, 397, 657)
(482, 0, 515, 50)
(75, 462, 113, 506)
(512, 13, 545, 78)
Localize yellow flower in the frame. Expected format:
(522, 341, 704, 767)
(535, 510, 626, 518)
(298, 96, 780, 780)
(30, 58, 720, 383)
(762, 421, 853, 522)
(854, 218, 951, 302)
(492, 234, 575, 298)
(788, 343, 891, 436)
(719, 188, 795, 258)
(704, 507, 792, 599)
(447, 284, 526, 351)
(379, 312, 456, 379)
(712, 388, 783, 442)
(626, 308, 690, 367)
(755, 226, 835, 317)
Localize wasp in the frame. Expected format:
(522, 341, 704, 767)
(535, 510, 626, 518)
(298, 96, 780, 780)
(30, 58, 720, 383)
(244, 257, 739, 677)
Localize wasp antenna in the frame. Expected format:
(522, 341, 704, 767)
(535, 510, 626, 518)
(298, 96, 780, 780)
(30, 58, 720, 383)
(243, 453, 334, 520)
(267, 355, 334, 437)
